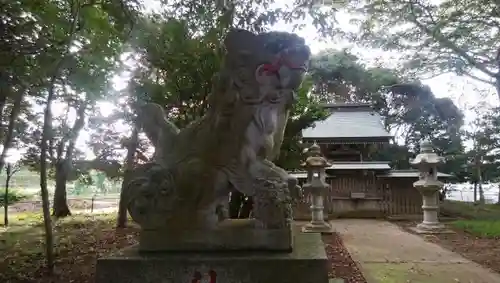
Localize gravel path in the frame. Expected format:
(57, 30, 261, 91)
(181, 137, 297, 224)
(332, 219, 500, 283)
(396, 221, 500, 279)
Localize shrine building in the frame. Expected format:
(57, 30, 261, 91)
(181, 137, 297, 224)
(291, 103, 452, 219)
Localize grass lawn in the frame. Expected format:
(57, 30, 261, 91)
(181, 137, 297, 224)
(441, 200, 500, 220)
(440, 200, 500, 237)
(0, 212, 139, 283)
(450, 219, 500, 238)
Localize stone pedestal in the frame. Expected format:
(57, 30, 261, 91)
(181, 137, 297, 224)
(410, 190, 452, 234)
(140, 219, 292, 252)
(416, 192, 445, 231)
(96, 228, 329, 283)
(302, 194, 333, 234)
(301, 221, 333, 234)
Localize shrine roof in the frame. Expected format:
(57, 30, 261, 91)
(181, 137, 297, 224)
(327, 161, 391, 170)
(288, 161, 391, 179)
(302, 103, 392, 141)
(380, 170, 453, 179)
(289, 171, 308, 179)
(289, 168, 453, 179)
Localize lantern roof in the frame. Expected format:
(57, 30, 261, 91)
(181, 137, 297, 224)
(410, 140, 445, 167)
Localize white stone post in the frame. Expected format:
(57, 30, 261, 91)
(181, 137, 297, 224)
(410, 140, 450, 233)
(302, 143, 333, 234)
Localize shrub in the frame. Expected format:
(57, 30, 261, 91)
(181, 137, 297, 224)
(0, 189, 28, 207)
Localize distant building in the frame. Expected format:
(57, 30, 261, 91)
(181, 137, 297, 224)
(291, 103, 452, 218)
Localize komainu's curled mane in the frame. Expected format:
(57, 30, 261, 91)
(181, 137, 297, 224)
(127, 29, 310, 231)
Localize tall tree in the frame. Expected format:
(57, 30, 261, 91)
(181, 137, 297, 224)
(345, 0, 500, 100)
(2, 162, 21, 227)
(0, 0, 54, 176)
(39, 64, 56, 274)
(17, 0, 139, 217)
(463, 104, 500, 203)
(86, 75, 152, 227)
(116, 126, 139, 228)
(308, 49, 465, 174)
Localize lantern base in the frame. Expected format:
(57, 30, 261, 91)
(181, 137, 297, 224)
(302, 221, 333, 234)
(410, 222, 454, 234)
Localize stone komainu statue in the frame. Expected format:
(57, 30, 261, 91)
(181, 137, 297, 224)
(126, 28, 310, 233)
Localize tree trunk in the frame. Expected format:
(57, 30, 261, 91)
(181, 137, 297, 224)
(497, 184, 500, 204)
(52, 163, 71, 217)
(495, 49, 500, 101)
(477, 159, 485, 204)
(117, 127, 139, 228)
(239, 196, 253, 218)
(439, 189, 446, 202)
(0, 92, 23, 176)
(3, 164, 11, 226)
(478, 183, 485, 204)
(51, 102, 86, 218)
(473, 182, 478, 203)
(3, 186, 7, 227)
(0, 93, 7, 130)
(495, 75, 500, 102)
(229, 190, 244, 219)
(40, 75, 57, 274)
(38, 12, 79, 271)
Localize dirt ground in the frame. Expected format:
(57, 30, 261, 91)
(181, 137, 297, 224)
(7, 213, 497, 283)
(4, 198, 119, 214)
(323, 233, 367, 283)
(0, 215, 140, 283)
(396, 221, 500, 276)
(1, 215, 363, 283)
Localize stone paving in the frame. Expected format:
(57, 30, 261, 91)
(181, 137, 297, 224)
(332, 219, 500, 283)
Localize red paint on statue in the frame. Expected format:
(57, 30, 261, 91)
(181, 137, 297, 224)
(190, 270, 216, 283)
(191, 271, 202, 283)
(208, 270, 217, 283)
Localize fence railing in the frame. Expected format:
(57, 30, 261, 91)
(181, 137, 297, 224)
(447, 191, 498, 203)
(3, 195, 120, 214)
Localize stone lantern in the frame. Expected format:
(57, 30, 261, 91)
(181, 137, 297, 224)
(301, 143, 333, 233)
(410, 140, 448, 233)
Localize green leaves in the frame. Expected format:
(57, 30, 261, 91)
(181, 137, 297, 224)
(462, 105, 500, 184)
(1, 0, 141, 183)
(346, 0, 500, 98)
(308, 48, 465, 174)
(275, 76, 328, 169)
(123, 0, 341, 168)
(129, 17, 220, 127)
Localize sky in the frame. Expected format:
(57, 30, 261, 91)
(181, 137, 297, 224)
(5, 0, 498, 163)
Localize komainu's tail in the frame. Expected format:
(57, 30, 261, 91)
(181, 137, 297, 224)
(136, 103, 179, 159)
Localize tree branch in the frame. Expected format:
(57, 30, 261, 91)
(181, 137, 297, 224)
(462, 72, 496, 86)
(407, 0, 497, 78)
(64, 101, 87, 162)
